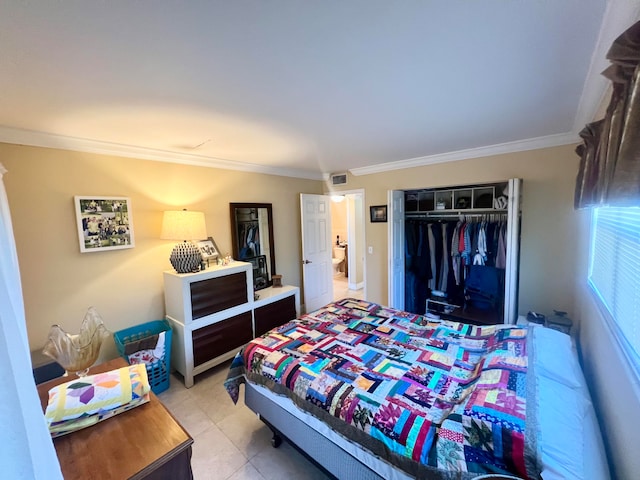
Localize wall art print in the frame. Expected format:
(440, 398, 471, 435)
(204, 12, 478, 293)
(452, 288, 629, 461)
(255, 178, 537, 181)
(370, 205, 388, 223)
(75, 196, 135, 253)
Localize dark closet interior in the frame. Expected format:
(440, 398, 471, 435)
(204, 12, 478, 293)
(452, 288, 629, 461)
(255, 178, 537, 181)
(402, 181, 519, 325)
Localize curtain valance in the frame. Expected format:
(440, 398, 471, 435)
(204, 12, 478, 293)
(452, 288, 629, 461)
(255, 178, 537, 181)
(575, 20, 640, 208)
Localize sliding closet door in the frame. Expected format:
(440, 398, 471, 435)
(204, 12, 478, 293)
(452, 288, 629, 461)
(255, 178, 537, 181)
(388, 190, 404, 309)
(503, 178, 522, 324)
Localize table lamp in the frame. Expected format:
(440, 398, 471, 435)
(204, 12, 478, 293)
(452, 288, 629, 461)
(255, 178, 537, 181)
(161, 209, 207, 273)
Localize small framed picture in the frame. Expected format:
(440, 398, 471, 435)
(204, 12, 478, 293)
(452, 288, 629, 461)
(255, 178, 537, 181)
(370, 205, 388, 223)
(75, 196, 135, 252)
(197, 237, 220, 264)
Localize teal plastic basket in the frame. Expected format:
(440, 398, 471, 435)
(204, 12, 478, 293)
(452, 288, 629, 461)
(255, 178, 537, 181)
(114, 319, 172, 395)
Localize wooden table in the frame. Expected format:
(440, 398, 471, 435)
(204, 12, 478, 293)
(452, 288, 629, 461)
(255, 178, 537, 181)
(37, 358, 194, 480)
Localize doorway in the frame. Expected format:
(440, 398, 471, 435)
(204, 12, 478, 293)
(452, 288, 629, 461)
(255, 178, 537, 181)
(330, 190, 365, 302)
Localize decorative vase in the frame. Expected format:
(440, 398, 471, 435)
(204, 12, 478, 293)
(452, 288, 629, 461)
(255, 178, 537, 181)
(42, 307, 111, 377)
(169, 241, 203, 273)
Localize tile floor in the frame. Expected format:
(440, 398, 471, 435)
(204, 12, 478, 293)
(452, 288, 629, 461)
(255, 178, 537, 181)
(333, 273, 364, 301)
(158, 361, 332, 480)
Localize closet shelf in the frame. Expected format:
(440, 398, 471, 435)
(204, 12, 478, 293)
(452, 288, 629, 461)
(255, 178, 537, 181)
(406, 185, 501, 213)
(406, 208, 508, 218)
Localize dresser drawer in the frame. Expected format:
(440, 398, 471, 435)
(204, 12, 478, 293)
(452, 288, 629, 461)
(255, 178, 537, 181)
(192, 312, 252, 367)
(254, 295, 297, 337)
(190, 271, 248, 320)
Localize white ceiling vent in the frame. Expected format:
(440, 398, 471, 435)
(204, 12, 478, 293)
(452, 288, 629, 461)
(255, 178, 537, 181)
(330, 173, 347, 185)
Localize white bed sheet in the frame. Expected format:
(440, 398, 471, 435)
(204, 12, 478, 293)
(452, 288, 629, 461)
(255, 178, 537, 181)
(531, 326, 610, 480)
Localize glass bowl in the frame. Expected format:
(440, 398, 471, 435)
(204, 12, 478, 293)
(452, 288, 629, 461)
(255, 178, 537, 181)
(42, 307, 110, 377)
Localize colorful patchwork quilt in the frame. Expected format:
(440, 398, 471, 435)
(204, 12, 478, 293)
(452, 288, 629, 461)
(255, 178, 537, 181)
(225, 298, 540, 479)
(45, 364, 151, 437)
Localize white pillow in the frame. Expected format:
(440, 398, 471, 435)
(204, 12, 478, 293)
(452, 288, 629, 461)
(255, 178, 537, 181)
(533, 326, 583, 389)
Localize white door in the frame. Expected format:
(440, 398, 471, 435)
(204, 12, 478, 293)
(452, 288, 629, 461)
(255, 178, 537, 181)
(346, 192, 366, 292)
(388, 190, 405, 309)
(504, 178, 522, 324)
(300, 194, 333, 312)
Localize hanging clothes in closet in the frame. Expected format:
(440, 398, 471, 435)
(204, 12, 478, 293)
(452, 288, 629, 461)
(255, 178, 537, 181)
(404, 215, 507, 315)
(238, 222, 261, 259)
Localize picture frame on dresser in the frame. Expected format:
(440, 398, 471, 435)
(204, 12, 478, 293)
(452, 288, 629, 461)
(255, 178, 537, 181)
(196, 236, 220, 265)
(74, 196, 134, 252)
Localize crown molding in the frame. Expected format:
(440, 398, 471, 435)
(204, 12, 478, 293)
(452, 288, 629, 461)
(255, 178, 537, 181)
(0, 126, 325, 181)
(349, 131, 579, 176)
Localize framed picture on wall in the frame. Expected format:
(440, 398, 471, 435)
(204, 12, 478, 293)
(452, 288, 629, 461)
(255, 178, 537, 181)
(197, 236, 220, 265)
(74, 196, 135, 252)
(370, 205, 387, 223)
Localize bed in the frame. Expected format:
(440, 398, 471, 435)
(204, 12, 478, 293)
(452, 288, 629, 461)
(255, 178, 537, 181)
(224, 298, 609, 479)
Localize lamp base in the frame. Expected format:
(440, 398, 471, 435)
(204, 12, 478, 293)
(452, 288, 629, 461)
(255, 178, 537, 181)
(170, 241, 203, 273)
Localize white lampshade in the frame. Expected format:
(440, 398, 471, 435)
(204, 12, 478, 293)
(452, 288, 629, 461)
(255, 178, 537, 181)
(161, 210, 207, 241)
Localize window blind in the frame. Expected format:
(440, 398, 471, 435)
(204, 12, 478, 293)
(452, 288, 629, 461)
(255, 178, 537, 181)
(589, 207, 640, 369)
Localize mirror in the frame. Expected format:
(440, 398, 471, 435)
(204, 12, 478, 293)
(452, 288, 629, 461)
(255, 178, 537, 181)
(230, 203, 276, 291)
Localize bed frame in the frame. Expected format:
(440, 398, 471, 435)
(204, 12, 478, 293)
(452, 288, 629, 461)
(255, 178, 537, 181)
(245, 381, 389, 480)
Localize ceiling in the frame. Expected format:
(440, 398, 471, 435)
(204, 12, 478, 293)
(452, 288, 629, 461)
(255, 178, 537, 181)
(1, 1, 639, 180)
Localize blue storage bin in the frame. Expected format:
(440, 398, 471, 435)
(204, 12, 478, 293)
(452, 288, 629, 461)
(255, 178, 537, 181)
(114, 319, 172, 394)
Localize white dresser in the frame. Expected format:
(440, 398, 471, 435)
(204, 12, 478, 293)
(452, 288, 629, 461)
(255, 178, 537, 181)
(163, 261, 300, 387)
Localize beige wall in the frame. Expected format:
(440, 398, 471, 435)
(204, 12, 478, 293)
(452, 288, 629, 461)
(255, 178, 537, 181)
(1, 142, 322, 358)
(331, 144, 580, 318)
(330, 199, 347, 247)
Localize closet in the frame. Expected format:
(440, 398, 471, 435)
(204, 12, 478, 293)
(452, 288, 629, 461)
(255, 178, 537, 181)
(388, 179, 521, 325)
